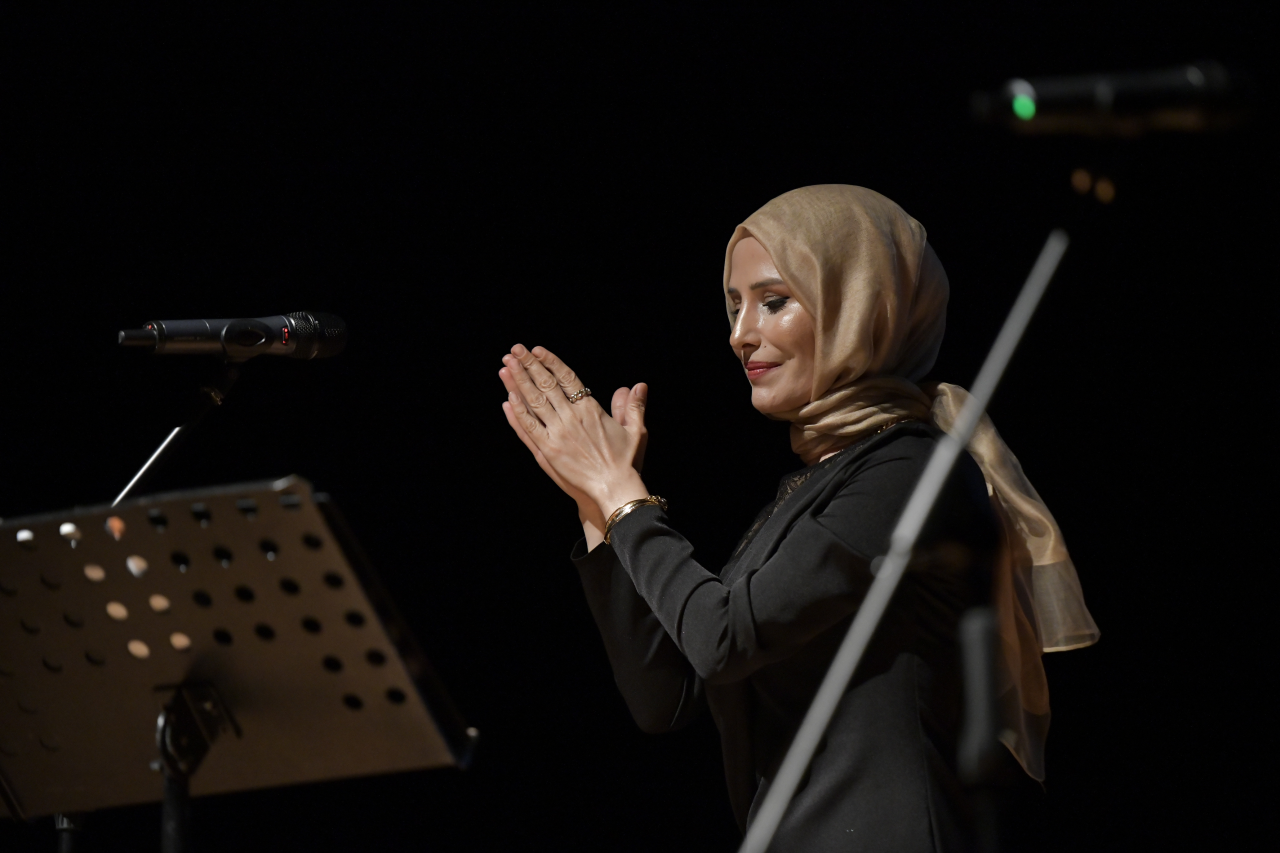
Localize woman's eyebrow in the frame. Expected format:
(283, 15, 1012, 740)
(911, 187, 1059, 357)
(749, 277, 786, 290)
(726, 277, 786, 296)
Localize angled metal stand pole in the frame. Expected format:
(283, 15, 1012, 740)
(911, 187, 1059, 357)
(738, 230, 1070, 853)
(112, 364, 239, 507)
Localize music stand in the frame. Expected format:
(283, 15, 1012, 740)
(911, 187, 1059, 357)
(0, 476, 475, 848)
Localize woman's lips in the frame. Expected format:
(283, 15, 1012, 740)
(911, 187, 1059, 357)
(745, 361, 781, 381)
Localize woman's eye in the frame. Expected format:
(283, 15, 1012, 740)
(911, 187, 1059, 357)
(763, 296, 790, 314)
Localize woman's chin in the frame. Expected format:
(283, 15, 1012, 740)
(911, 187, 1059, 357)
(751, 392, 803, 416)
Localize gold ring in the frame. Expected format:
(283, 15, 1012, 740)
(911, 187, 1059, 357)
(567, 387, 592, 403)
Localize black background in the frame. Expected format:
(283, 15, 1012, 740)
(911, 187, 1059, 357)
(2, 3, 1275, 851)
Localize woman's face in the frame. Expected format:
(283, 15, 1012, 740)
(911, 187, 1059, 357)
(727, 236, 816, 414)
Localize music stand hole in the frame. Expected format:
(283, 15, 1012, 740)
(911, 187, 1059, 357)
(171, 551, 191, 572)
(41, 570, 62, 590)
(366, 649, 387, 666)
(43, 657, 63, 673)
(64, 612, 85, 628)
(17, 529, 35, 550)
(105, 517, 126, 541)
(213, 546, 233, 568)
(84, 564, 106, 582)
(213, 629, 233, 646)
(345, 611, 366, 628)
(342, 694, 363, 710)
(85, 650, 106, 666)
(147, 509, 168, 532)
(302, 533, 323, 550)
(254, 623, 276, 641)
(323, 572, 344, 589)
(60, 523, 83, 544)
(149, 594, 171, 613)
(279, 494, 302, 510)
(126, 555, 149, 578)
(20, 617, 41, 635)
(279, 578, 301, 595)
(302, 617, 322, 634)
(236, 499, 258, 520)
(323, 655, 343, 673)
(193, 590, 213, 608)
(127, 640, 150, 659)
(191, 504, 212, 527)
(234, 585, 256, 603)
(106, 602, 128, 621)
(386, 688, 406, 705)
(170, 632, 192, 651)
(259, 539, 279, 560)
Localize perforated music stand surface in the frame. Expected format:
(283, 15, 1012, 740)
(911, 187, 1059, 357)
(0, 477, 474, 821)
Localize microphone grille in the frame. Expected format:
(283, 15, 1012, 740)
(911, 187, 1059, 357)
(287, 312, 348, 359)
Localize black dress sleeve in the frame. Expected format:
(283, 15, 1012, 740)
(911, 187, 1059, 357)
(572, 539, 705, 733)
(605, 435, 990, 685)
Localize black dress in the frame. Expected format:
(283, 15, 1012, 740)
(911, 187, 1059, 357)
(571, 421, 1001, 852)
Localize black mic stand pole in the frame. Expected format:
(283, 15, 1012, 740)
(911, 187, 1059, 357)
(737, 230, 1071, 853)
(957, 579, 1005, 851)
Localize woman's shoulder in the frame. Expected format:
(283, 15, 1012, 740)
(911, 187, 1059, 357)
(822, 420, 991, 513)
(828, 419, 943, 475)
(824, 420, 998, 548)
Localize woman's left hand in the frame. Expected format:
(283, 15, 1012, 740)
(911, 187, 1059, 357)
(499, 344, 650, 518)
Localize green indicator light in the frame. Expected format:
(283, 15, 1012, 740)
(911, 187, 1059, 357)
(1012, 94, 1036, 120)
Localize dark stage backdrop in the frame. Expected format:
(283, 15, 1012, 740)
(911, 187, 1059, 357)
(2, 4, 1274, 851)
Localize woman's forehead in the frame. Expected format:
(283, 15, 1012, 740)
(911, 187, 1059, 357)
(727, 236, 780, 285)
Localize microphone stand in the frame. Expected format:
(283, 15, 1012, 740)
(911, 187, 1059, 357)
(49, 363, 239, 851)
(112, 362, 240, 507)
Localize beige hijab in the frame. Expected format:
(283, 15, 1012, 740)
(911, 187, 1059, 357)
(722, 184, 1099, 781)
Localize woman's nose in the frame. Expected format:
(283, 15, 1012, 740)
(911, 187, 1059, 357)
(729, 305, 758, 354)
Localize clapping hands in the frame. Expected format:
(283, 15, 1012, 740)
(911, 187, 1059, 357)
(499, 344, 651, 542)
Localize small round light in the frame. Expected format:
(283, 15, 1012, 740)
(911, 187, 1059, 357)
(1012, 94, 1037, 121)
(149, 594, 171, 613)
(1070, 168, 1093, 194)
(106, 601, 128, 621)
(1095, 177, 1116, 204)
(127, 640, 151, 659)
(170, 632, 192, 651)
(84, 564, 106, 582)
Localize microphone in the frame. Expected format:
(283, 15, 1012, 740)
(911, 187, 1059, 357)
(970, 61, 1250, 135)
(118, 312, 347, 360)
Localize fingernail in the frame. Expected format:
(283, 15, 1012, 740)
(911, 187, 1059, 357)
(531, 346, 545, 357)
(512, 344, 527, 356)
(508, 392, 518, 403)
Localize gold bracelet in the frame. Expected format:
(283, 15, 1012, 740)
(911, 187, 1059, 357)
(603, 495, 668, 544)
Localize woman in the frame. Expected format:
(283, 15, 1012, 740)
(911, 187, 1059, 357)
(498, 185, 1098, 850)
